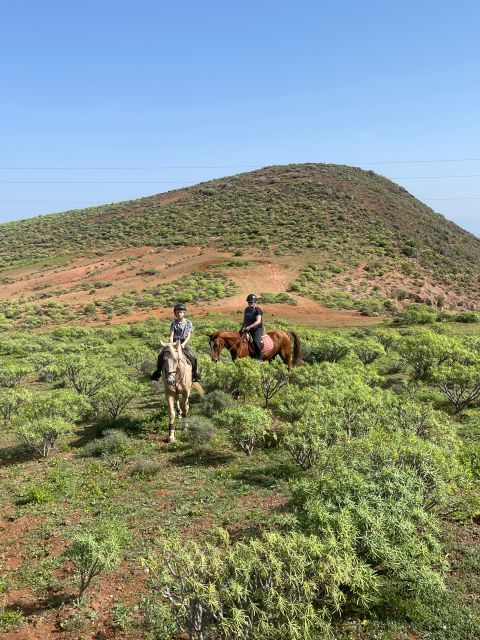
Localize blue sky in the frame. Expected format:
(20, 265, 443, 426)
(1, 0, 479, 236)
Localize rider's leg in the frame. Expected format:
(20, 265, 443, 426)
(183, 346, 201, 381)
(250, 328, 263, 360)
(151, 350, 164, 380)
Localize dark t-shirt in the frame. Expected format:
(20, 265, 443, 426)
(243, 306, 263, 331)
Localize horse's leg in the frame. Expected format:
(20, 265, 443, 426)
(181, 390, 190, 435)
(281, 343, 293, 370)
(180, 390, 190, 419)
(166, 392, 176, 443)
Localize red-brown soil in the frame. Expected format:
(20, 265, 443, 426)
(0, 246, 381, 328)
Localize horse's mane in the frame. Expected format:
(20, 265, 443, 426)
(215, 330, 241, 338)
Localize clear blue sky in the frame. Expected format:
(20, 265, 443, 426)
(1, 0, 480, 236)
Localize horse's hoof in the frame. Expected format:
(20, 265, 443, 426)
(168, 431, 175, 444)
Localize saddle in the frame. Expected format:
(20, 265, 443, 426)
(242, 333, 274, 355)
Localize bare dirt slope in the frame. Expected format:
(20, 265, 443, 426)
(0, 245, 379, 328)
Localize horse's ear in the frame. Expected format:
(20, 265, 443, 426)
(160, 340, 166, 347)
(205, 332, 213, 338)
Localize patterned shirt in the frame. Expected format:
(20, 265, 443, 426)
(171, 318, 193, 342)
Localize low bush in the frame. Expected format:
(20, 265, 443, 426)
(304, 335, 352, 363)
(82, 429, 134, 462)
(392, 303, 438, 325)
(144, 528, 375, 640)
(200, 390, 235, 416)
(183, 415, 216, 447)
(65, 519, 128, 598)
(15, 416, 74, 458)
(215, 405, 270, 455)
(19, 460, 76, 504)
(130, 458, 163, 478)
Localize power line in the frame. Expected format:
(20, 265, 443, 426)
(2, 196, 480, 203)
(1, 158, 480, 170)
(356, 158, 480, 165)
(2, 174, 480, 184)
(0, 200, 107, 204)
(396, 174, 480, 179)
(423, 197, 480, 201)
(0, 165, 263, 170)
(0, 181, 198, 184)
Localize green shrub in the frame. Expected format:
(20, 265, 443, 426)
(215, 405, 270, 455)
(455, 311, 479, 323)
(96, 378, 143, 420)
(59, 355, 115, 398)
(396, 330, 460, 380)
(144, 528, 375, 639)
(19, 388, 91, 423)
(20, 460, 76, 504)
(83, 429, 134, 462)
(65, 519, 127, 598)
(433, 363, 480, 413)
(0, 388, 31, 422)
(393, 303, 438, 325)
(183, 415, 216, 447)
(15, 416, 74, 458)
(290, 431, 451, 607)
(304, 336, 352, 363)
(200, 390, 235, 417)
(0, 364, 32, 387)
(258, 360, 289, 407)
(353, 337, 386, 364)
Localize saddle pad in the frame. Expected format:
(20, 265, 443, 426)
(261, 334, 274, 352)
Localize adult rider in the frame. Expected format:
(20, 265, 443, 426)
(241, 294, 264, 360)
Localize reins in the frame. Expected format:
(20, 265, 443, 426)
(163, 346, 190, 389)
(217, 333, 247, 358)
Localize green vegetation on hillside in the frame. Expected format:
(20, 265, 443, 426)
(0, 164, 478, 310)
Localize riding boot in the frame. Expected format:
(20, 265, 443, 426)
(184, 347, 201, 381)
(151, 351, 164, 380)
(251, 327, 263, 361)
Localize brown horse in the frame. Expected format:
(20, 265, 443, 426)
(207, 330, 302, 368)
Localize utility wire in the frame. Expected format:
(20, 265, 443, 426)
(2, 196, 480, 203)
(3, 174, 480, 183)
(1, 158, 480, 169)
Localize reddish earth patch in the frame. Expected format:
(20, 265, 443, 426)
(0, 245, 381, 329)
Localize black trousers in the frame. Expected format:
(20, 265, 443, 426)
(249, 327, 263, 360)
(155, 345, 198, 378)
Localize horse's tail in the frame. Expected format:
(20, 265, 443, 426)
(289, 330, 303, 365)
(192, 382, 205, 397)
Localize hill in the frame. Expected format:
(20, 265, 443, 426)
(0, 163, 478, 327)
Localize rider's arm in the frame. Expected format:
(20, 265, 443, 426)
(169, 330, 175, 343)
(245, 314, 262, 331)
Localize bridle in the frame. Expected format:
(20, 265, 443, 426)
(163, 346, 182, 387)
(210, 333, 245, 361)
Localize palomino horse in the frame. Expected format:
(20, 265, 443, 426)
(159, 340, 192, 443)
(207, 329, 302, 368)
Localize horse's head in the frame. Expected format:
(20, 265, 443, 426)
(206, 332, 224, 363)
(162, 342, 181, 386)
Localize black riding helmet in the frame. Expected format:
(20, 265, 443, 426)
(173, 303, 187, 312)
(246, 294, 257, 303)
